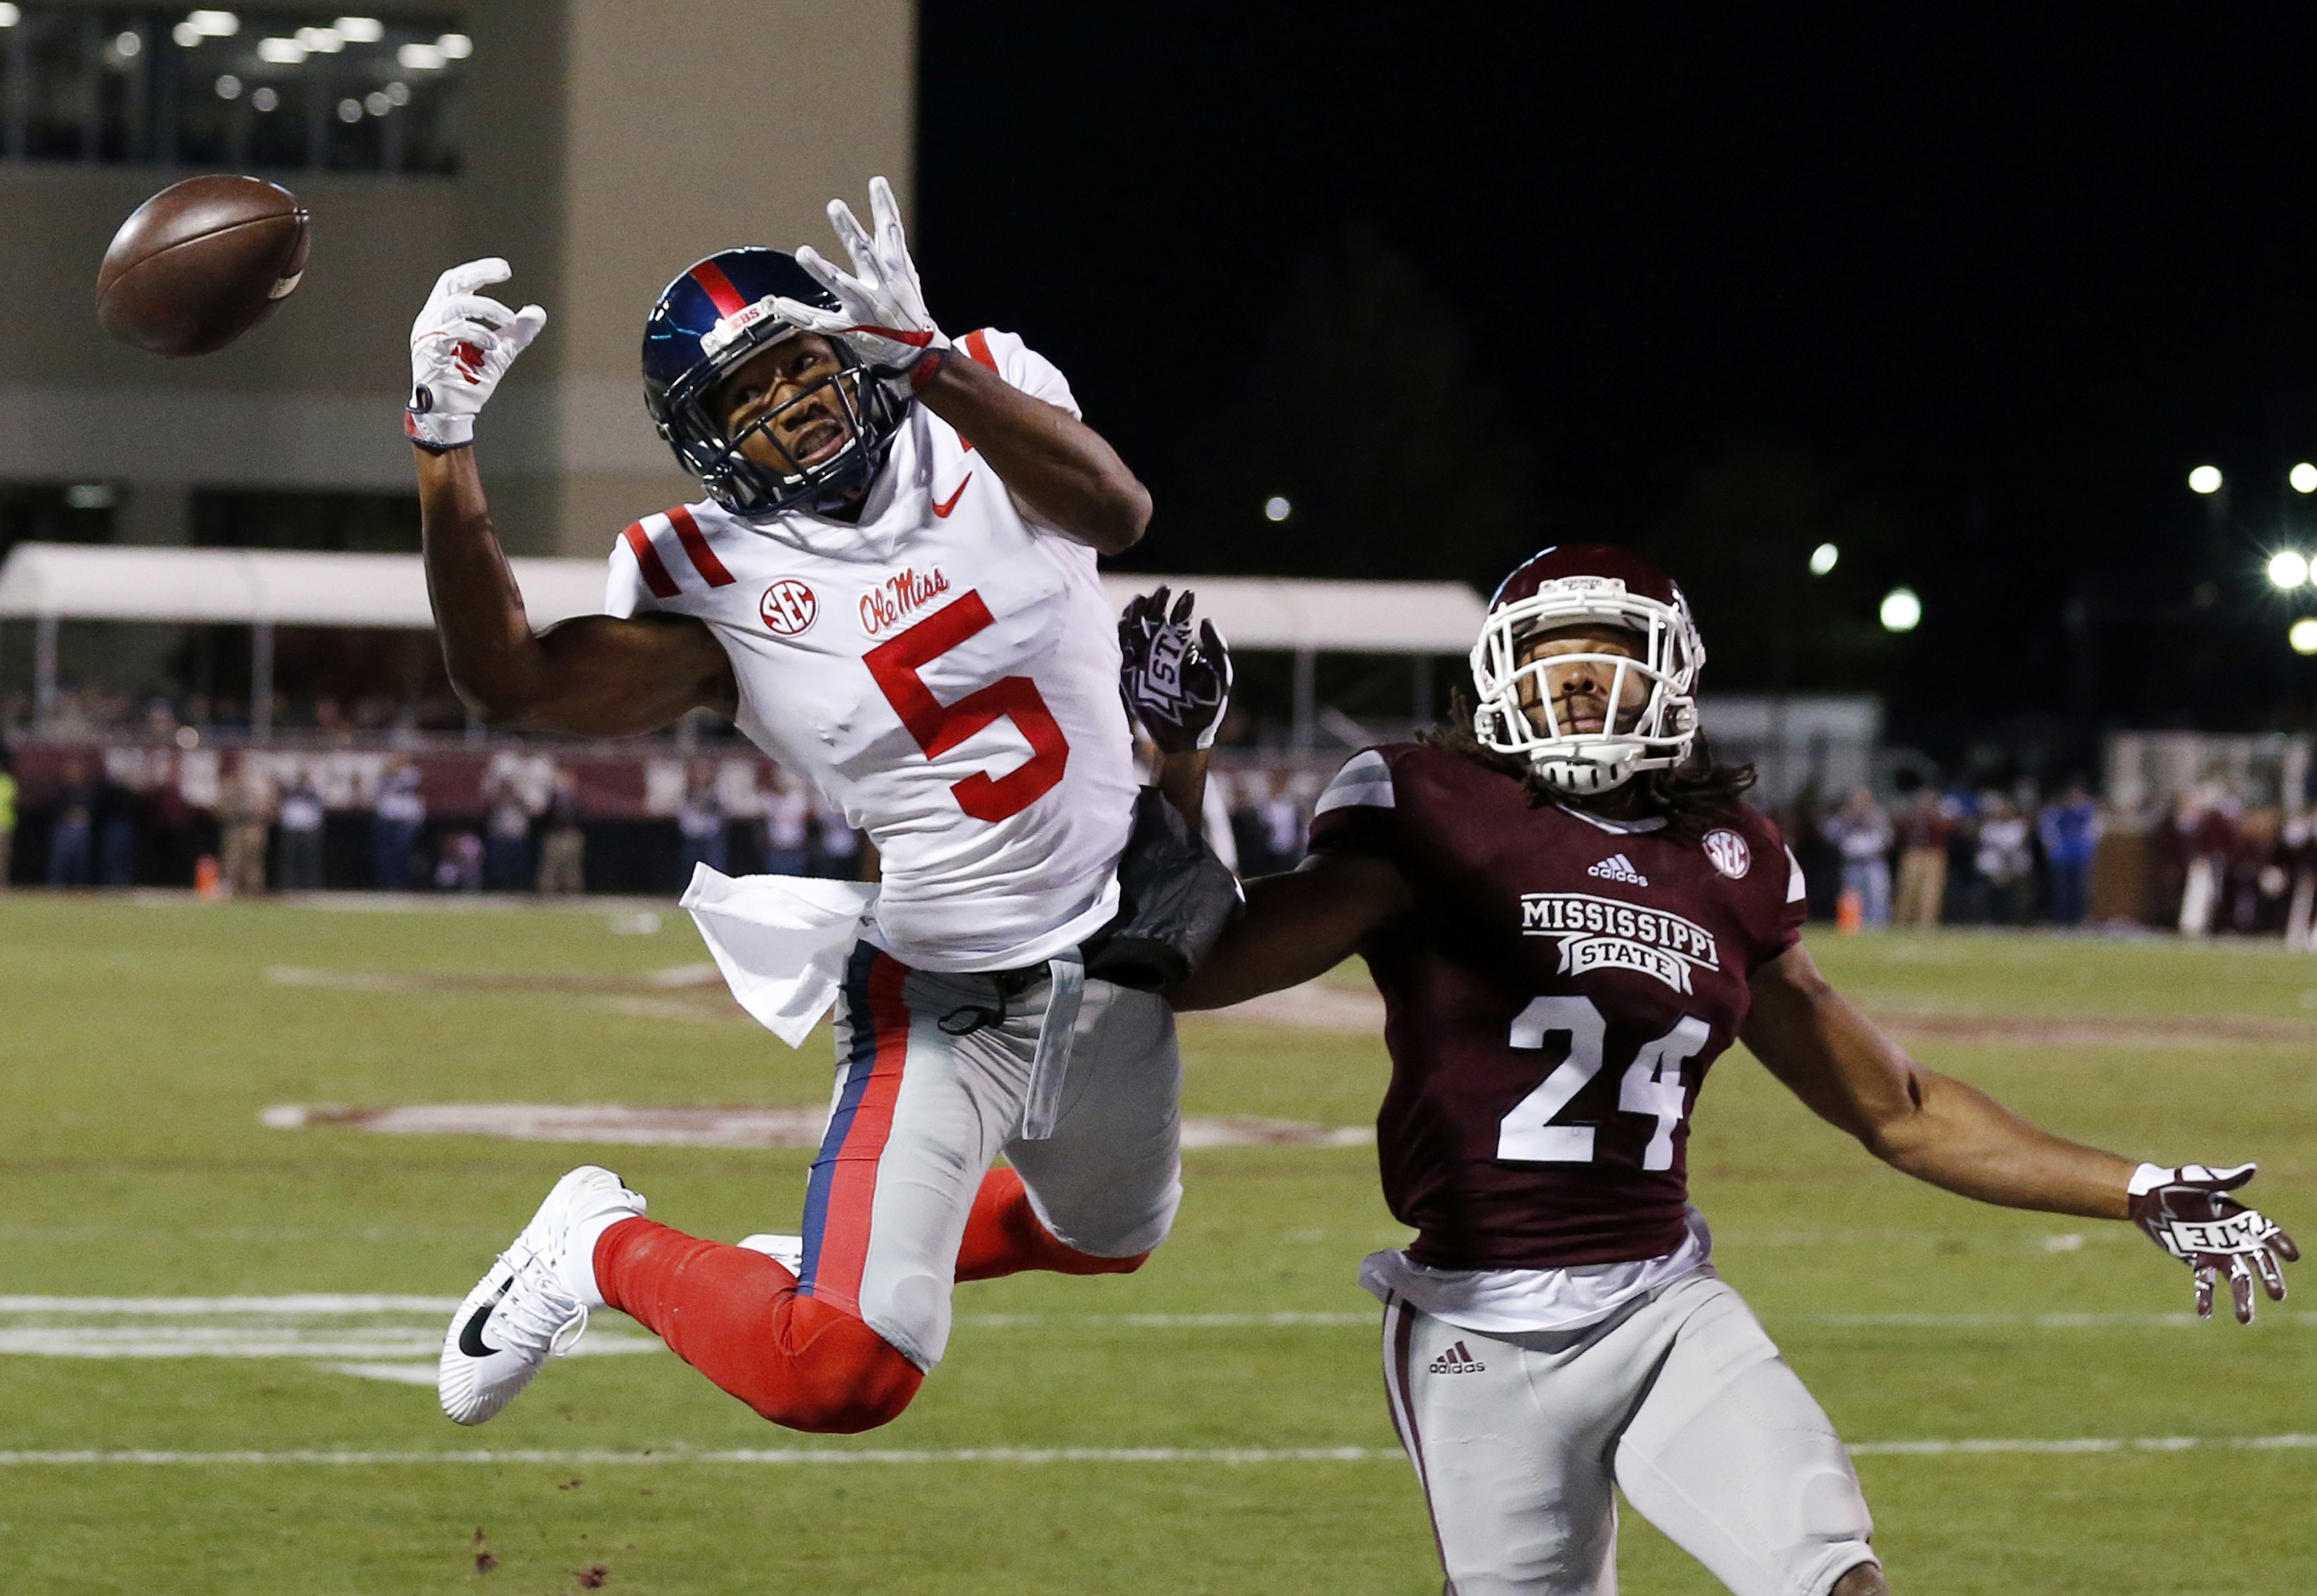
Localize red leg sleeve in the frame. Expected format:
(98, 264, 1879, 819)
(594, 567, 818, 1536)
(955, 1166, 1149, 1282)
(593, 1218, 922, 1435)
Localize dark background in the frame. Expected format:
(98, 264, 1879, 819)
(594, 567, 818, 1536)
(918, 3, 2317, 765)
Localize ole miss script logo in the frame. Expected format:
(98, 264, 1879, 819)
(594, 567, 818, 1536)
(761, 580, 818, 636)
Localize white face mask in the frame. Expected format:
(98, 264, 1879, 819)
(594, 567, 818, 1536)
(1469, 576, 1704, 793)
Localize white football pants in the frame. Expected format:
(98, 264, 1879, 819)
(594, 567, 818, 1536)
(1381, 1268, 1879, 1596)
(798, 941, 1183, 1371)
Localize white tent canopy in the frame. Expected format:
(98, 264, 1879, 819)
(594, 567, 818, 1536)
(0, 543, 1484, 738)
(0, 543, 607, 630)
(0, 543, 1484, 652)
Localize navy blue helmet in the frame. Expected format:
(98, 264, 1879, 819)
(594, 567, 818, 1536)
(641, 248, 906, 517)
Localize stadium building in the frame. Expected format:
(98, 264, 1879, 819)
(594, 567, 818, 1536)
(0, 0, 912, 566)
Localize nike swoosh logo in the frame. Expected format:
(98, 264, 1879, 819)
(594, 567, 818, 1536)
(458, 1281, 510, 1358)
(933, 474, 972, 518)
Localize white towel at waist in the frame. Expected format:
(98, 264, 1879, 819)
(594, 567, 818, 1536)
(680, 865, 879, 1048)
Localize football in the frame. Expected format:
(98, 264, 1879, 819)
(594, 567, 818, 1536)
(95, 175, 310, 357)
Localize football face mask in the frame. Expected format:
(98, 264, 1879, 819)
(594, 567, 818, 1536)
(1471, 574, 1702, 794)
(700, 345, 882, 510)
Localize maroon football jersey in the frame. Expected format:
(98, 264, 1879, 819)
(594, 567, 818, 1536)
(1308, 743, 1806, 1269)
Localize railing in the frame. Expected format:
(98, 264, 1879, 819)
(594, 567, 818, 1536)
(0, 6, 466, 174)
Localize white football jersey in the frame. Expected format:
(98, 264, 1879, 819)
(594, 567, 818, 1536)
(603, 329, 1139, 973)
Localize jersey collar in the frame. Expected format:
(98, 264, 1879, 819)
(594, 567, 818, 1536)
(1555, 803, 1668, 835)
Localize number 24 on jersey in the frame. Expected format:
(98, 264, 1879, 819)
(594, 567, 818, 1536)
(1498, 996, 1710, 1171)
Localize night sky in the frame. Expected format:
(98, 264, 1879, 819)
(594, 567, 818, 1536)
(920, 4, 2317, 760)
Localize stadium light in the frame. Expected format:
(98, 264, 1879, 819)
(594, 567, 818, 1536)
(1880, 587, 1921, 633)
(0, 5, 20, 26)
(2269, 551, 2311, 590)
(2291, 618, 2317, 656)
(2189, 465, 2224, 495)
(1808, 542, 1838, 576)
(334, 16, 385, 43)
(1263, 496, 1292, 522)
(187, 10, 239, 35)
(2295, 463, 2317, 494)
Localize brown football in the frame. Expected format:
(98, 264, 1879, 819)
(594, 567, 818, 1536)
(95, 175, 310, 357)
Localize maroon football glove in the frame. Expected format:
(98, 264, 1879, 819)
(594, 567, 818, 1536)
(2128, 1162, 2299, 1323)
(1118, 586, 1232, 754)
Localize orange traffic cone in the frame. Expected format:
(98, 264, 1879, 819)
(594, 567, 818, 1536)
(1836, 888, 1864, 935)
(194, 855, 221, 899)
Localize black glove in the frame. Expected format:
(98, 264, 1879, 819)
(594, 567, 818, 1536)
(1118, 586, 1232, 754)
(2128, 1162, 2299, 1323)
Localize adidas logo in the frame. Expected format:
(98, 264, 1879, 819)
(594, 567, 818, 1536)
(1587, 853, 1649, 886)
(1427, 1340, 1486, 1375)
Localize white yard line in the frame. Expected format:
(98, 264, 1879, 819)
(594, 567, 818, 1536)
(0, 1329, 659, 1358)
(1794, 1312, 2316, 1328)
(320, 1363, 446, 1385)
(0, 1446, 1394, 1466)
(0, 1295, 464, 1314)
(0, 1298, 1374, 1328)
(958, 1312, 1376, 1328)
(2, 1437, 2313, 1466)
(1849, 1435, 2317, 1456)
(6, 1300, 2307, 1336)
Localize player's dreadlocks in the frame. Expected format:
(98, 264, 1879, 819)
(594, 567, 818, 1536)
(1420, 690, 1757, 845)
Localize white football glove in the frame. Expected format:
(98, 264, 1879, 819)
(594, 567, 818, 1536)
(2128, 1161, 2299, 1323)
(404, 258, 546, 451)
(770, 176, 950, 400)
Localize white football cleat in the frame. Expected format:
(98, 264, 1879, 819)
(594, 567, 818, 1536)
(737, 1233, 805, 1274)
(439, 1166, 646, 1426)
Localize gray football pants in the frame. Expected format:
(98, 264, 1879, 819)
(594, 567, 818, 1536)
(1380, 1268, 1879, 1596)
(805, 951, 1183, 1373)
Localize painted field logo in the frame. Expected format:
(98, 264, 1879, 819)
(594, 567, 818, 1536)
(760, 579, 818, 637)
(1519, 892, 1721, 994)
(1703, 829, 1751, 880)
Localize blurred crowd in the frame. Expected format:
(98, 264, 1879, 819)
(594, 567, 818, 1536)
(5, 689, 470, 743)
(9, 729, 2313, 943)
(1785, 777, 2317, 940)
(1794, 780, 2104, 930)
(0, 741, 870, 897)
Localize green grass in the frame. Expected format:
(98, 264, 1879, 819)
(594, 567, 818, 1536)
(1, 898, 2313, 1593)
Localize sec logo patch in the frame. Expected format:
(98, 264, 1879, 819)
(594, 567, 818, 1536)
(760, 579, 818, 636)
(1703, 829, 1751, 879)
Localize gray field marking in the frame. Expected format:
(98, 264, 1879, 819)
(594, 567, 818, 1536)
(0, 1299, 1382, 1366)
(5, 1297, 2308, 1359)
(262, 958, 2313, 1050)
(258, 1102, 1371, 1150)
(3, 1436, 2313, 1466)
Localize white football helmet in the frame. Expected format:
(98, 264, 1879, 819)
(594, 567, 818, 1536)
(1470, 543, 1704, 794)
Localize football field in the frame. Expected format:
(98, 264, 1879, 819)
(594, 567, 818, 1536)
(1, 893, 2312, 1595)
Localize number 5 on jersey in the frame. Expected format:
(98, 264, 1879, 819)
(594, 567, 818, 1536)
(864, 590, 1071, 823)
(1498, 996, 1710, 1170)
